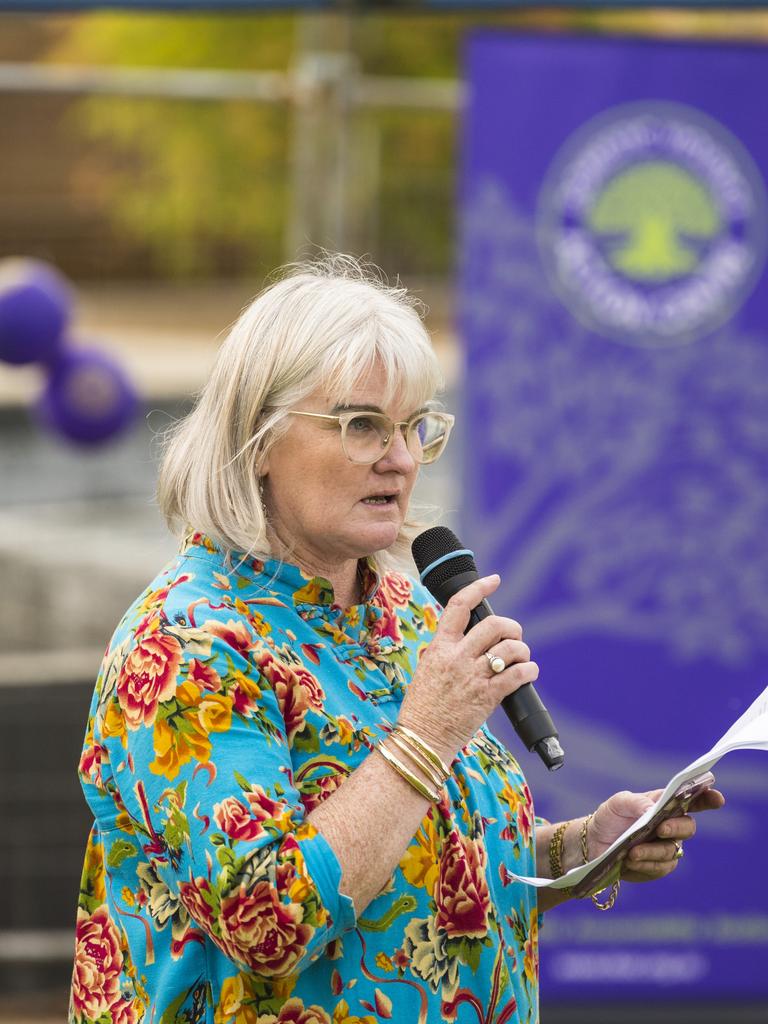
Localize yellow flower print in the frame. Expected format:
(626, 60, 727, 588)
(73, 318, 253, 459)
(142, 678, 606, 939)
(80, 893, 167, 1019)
(149, 720, 183, 779)
(332, 999, 376, 1024)
(102, 700, 126, 742)
(134, 585, 169, 619)
(214, 974, 259, 1024)
(149, 676, 232, 780)
(144, 614, 162, 634)
(423, 606, 438, 631)
(335, 717, 354, 746)
(498, 780, 521, 815)
(176, 679, 202, 708)
(287, 844, 328, 927)
(289, 873, 313, 906)
(250, 610, 271, 637)
(375, 952, 394, 972)
(198, 692, 233, 733)
(295, 820, 319, 842)
(400, 814, 441, 894)
(322, 623, 351, 645)
(83, 832, 106, 903)
(277, 809, 295, 834)
(524, 911, 539, 986)
(150, 717, 212, 781)
(232, 669, 261, 699)
(115, 810, 135, 834)
(186, 717, 215, 760)
(456, 772, 471, 806)
(294, 580, 329, 605)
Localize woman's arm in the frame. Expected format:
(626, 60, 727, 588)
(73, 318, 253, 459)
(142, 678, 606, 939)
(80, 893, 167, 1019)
(309, 572, 542, 915)
(307, 746, 440, 916)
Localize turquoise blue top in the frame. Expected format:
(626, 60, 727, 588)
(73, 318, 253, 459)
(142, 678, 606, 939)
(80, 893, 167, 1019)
(70, 532, 540, 1024)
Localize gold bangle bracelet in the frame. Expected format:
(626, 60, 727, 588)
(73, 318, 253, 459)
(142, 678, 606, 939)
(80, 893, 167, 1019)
(387, 731, 446, 792)
(394, 724, 452, 779)
(549, 820, 571, 880)
(377, 740, 440, 803)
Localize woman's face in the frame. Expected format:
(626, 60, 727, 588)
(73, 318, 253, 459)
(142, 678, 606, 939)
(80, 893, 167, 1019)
(262, 362, 421, 572)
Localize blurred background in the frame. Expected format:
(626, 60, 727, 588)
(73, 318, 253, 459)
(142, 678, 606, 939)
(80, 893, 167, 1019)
(1, 5, 768, 1023)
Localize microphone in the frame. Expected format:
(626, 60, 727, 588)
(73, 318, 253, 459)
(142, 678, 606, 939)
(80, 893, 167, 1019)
(412, 526, 565, 772)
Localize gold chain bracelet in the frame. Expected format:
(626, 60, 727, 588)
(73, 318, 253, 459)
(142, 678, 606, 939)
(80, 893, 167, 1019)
(548, 820, 571, 880)
(581, 813, 620, 910)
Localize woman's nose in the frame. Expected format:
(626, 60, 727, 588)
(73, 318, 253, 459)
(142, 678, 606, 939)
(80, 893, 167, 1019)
(376, 426, 416, 473)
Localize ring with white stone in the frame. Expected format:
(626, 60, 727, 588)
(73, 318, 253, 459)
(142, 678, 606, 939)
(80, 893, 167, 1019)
(485, 652, 506, 675)
(673, 841, 684, 861)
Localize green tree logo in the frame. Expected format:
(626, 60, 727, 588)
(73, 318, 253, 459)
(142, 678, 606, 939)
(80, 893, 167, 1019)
(588, 160, 721, 281)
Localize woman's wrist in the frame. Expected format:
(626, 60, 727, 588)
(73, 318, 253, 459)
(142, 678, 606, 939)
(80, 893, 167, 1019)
(558, 815, 591, 875)
(395, 709, 462, 768)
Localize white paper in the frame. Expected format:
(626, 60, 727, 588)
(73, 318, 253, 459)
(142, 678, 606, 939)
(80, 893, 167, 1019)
(509, 681, 768, 890)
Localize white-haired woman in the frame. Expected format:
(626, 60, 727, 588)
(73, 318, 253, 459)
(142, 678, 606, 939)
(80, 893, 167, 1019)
(69, 257, 722, 1024)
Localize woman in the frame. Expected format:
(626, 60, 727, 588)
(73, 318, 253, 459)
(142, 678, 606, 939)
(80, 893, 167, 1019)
(70, 257, 722, 1024)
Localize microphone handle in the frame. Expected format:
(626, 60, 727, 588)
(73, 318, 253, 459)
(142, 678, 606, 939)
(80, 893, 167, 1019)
(433, 572, 564, 771)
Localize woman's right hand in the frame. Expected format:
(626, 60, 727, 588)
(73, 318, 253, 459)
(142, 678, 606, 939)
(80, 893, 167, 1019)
(397, 575, 539, 763)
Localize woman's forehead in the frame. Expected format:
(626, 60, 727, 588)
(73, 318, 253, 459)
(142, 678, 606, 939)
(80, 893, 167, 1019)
(321, 361, 433, 413)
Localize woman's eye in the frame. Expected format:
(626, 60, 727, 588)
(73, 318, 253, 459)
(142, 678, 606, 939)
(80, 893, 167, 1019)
(348, 416, 376, 433)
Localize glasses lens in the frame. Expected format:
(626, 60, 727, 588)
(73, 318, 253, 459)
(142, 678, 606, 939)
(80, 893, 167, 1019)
(342, 414, 389, 464)
(408, 413, 450, 464)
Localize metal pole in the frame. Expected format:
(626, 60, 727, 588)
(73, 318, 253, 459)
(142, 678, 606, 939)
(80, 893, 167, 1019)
(0, 61, 462, 109)
(285, 14, 360, 258)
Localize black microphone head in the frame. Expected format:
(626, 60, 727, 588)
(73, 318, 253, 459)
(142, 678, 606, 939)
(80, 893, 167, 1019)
(412, 526, 479, 600)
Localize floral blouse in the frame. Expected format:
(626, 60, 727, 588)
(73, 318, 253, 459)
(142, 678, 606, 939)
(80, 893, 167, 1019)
(70, 532, 540, 1024)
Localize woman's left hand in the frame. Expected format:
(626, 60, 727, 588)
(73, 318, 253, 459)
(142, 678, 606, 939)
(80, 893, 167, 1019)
(588, 787, 725, 882)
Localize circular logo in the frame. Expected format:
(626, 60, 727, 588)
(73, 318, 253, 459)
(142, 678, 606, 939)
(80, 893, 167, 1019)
(537, 102, 768, 346)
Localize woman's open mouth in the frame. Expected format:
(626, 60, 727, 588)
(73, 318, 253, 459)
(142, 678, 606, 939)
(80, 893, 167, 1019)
(361, 494, 397, 506)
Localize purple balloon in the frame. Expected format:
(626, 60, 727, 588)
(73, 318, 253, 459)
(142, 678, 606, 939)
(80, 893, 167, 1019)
(0, 259, 71, 366)
(36, 346, 139, 446)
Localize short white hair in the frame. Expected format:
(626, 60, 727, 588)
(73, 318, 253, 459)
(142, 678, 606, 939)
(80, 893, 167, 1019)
(157, 254, 444, 570)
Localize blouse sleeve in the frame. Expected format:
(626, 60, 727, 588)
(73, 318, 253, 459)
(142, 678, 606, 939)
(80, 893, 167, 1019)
(95, 607, 357, 978)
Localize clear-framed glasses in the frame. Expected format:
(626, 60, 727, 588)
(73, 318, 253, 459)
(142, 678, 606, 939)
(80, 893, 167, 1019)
(288, 408, 455, 465)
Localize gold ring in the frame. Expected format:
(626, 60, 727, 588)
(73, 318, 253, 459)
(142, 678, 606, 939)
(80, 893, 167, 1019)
(485, 652, 506, 674)
(673, 841, 684, 861)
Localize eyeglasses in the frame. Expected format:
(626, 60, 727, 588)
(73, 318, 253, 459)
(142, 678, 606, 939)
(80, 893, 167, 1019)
(288, 408, 455, 465)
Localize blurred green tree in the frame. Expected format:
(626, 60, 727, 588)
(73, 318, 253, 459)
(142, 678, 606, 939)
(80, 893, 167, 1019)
(589, 161, 721, 280)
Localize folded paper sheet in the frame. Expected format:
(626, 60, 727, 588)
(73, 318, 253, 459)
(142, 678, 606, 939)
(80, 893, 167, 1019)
(511, 682, 768, 890)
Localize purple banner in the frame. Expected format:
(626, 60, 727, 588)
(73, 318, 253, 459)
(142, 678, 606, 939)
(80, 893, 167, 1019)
(460, 33, 768, 1003)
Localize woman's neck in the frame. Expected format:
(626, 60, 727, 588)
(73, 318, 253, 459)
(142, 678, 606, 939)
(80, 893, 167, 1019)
(267, 528, 362, 608)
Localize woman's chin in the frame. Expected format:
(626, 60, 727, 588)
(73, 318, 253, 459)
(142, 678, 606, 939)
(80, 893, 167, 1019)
(357, 521, 401, 555)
